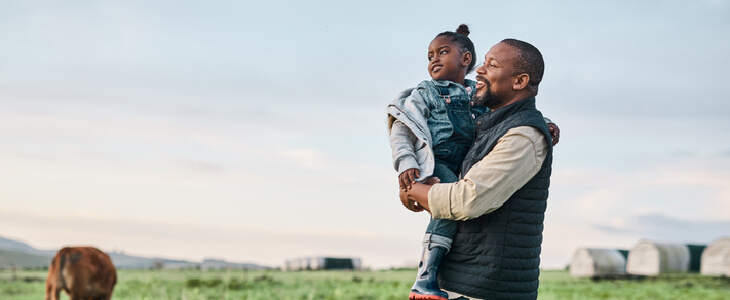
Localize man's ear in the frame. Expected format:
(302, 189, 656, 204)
(513, 73, 530, 91)
(462, 52, 472, 68)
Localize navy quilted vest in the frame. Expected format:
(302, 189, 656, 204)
(438, 97, 553, 300)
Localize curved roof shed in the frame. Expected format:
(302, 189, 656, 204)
(569, 248, 628, 277)
(626, 241, 691, 275)
(700, 237, 730, 276)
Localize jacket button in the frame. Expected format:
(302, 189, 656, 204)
(470, 101, 474, 106)
(471, 114, 476, 119)
(477, 121, 482, 126)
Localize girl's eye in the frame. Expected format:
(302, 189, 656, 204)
(428, 56, 433, 61)
(440, 50, 447, 55)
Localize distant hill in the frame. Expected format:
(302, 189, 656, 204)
(0, 248, 50, 269)
(0, 236, 55, 257)
(0, 235, 271, 270)
(201, 258, 270, 271)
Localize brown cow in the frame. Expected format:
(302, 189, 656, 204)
(45, 246, 117, 300)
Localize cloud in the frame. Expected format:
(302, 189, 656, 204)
(171, 157, 226, 173)
(550, 153, 730, 221)
(593, 214, 730, 244)
(278, 148, 330, 172)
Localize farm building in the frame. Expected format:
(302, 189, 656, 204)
(700, 237, 730, 276)
(626, 241, 706, 275)
(569, 248, 629, 277)
(284, 257, 362, 271)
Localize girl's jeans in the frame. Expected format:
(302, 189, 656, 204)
(423, 162, 459, 250)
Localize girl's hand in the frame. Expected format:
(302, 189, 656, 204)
(398, 168, 420, 190)
(548, 123, 560, 146)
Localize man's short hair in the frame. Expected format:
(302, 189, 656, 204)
(501, 39, 544, 95)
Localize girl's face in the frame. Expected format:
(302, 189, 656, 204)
(427, 35, 470, 83)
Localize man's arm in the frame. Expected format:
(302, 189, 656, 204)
(400, 126, 549, 220)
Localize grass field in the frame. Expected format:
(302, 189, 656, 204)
(1, 268, 728, 299)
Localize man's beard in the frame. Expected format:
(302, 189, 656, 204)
(473, 79, 505, 108)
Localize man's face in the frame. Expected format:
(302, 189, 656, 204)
(473, 42, 518, 109)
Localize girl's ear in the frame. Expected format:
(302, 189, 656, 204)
(461, 51, 472, 68)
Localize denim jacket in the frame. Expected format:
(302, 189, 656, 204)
(387, 79, 486, 181)
(388, 87, 434, 182)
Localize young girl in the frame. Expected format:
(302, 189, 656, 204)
(387, 24, 484, 300)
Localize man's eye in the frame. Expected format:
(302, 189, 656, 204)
(489, 64, 497, 68)
(428, 56, 433, 61)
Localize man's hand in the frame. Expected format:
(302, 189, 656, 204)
(399, 177, 439, 213)
(399, 188, 424, 212)
(398, 168, 420, 190)
(548, 123, 560, 146)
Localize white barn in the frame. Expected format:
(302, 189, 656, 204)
(700, 237, 730, 276)
(626, 241, 705, 275)
(569, 248, 628, 277)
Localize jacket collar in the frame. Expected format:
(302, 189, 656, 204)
(430, 79, 476, 90)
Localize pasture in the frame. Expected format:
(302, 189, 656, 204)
(1, 268, 728, 299)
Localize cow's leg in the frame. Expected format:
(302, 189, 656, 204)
(44, 283, 52, 300)
(44, 287, 53, 300)
(102, 291, 114, 300)
(46, 285, 61, 300)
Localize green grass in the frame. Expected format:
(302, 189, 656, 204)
(538, 270, 730, 300)
(1, 268, 728, 299)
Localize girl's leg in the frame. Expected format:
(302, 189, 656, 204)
(410, 163, 458, 300)
(423, 162, 459, 249)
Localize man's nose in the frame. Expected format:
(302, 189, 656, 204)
(476, 64, 486, 74)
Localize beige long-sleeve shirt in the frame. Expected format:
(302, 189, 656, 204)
(428, 126, 549, 221)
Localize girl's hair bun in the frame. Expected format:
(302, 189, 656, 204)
(456, 24, 470, 37)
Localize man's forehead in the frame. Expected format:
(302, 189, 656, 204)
(485, 42, 517, 61)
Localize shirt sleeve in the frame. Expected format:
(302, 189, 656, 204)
(428, 126, 549, 220)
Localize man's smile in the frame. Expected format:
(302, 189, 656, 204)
(475, 76, 487, 89)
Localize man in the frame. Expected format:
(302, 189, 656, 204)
(400, 38, 553, 300)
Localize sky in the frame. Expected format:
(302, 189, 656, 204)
(1, 0, 729, 270)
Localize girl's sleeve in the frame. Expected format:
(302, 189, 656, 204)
(389, 119, 419, 175)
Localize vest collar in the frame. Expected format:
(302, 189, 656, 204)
(477, 97, 536, 131)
